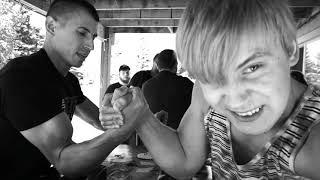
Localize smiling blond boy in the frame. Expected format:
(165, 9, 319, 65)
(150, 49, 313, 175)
(100, 0, 320, 179)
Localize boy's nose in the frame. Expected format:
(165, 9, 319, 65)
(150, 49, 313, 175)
(220, 83, 249, 106)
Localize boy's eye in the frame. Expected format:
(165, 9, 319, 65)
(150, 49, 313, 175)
(244, 64, 262, 74)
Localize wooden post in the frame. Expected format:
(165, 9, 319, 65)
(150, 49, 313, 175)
(99, 27, 115, 106)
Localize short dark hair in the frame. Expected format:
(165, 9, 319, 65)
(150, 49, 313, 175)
(46, 0, 99, 22)
(119, 65, 130, 71)
(156, 49, 177, 70)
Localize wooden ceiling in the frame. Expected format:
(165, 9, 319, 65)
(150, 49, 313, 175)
(18, 0, 320, 33)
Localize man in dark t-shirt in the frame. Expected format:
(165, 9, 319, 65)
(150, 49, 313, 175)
(129, 53, 159, 88)
(0, 0, 139, 179)
(0, 49, 85, 179)
(105, 64, 130, 94)
(142, 49, 193, 129)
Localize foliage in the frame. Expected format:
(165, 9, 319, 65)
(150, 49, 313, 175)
(135, 37, 152, 70)
(305, 46, 320, 84)
(0, 0, 44, 69)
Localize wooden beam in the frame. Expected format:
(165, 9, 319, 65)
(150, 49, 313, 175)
(109, 27, 172, 33)
(289, 0, 320, 7)
(291, 7, 314, 19)
(298, 13, 320, 44)
(98, 9, 183, 19)
(100, 28, 113, 106)
(94, 0, 186, 10)
(16, 0, 51, 15)
(167, 27, 177, 33)
(95, 0, 320, 10)
(18, 0, 320, 14)
(100, 19, 179, 27)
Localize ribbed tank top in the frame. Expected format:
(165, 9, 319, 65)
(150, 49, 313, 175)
(204, 85, 320, 180)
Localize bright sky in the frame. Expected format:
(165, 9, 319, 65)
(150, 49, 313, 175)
(307, 39, 320, 58)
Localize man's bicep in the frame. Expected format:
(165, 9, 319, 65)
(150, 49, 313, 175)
(21, 112, 74, 167)
(105, 85, 115, 94)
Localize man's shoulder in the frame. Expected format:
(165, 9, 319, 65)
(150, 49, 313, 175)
(0, 50, 59, 93)
(135, 70, 150, 75)
(0, 49, 47, 77)
(143, 75, 158, 86)
(145, 73, 193, 87)
(141, 77, 158, 93)
(177, 74, 193, 82)
(109, 82, 121, 87)
(132, 70, 151, 79)
(105, 82, 122, 94)
(169, 73, 194, 87)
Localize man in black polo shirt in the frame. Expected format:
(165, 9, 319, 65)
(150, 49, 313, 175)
(0, 0, 139, 179)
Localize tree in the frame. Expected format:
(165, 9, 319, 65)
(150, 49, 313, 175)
(0, 0, 44, 69)
(14, 10, 44, 57)
(135, 37, 151, 70)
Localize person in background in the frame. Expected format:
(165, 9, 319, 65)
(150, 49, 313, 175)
(129, 53, 159, 88)
(0, 0, 138, 179)
(100, 0, 320, 179)
(142, 49, 193, 130)
(105, 64, 131, 94)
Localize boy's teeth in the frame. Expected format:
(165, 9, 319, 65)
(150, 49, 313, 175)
(236, 107, 261, 117)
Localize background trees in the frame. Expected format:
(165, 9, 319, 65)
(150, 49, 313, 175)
(0, 0, 44, 69)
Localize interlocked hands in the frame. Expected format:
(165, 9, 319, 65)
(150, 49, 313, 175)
(99, 86, 152, 130)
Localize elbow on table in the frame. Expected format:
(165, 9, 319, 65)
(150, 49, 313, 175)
(165, 163, 201, 180)
(54, 162, 89, 179)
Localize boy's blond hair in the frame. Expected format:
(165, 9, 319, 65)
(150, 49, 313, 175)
(176, 0, 298, 85)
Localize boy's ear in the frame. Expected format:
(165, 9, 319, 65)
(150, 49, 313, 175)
(289, 40, 299, 67)
(45, 16, 56, 35)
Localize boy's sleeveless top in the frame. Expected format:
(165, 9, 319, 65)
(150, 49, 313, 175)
(204, 85, 320, 180)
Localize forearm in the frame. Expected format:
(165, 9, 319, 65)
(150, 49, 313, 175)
(136, 114, 197, 178)
(75, 98, 104, 130)
(56, 128, 132, 177)
(77, 112, 104, 130)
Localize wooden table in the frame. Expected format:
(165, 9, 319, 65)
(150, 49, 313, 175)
(88, 144, 160, 180)
(88, 144, 213, 180)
